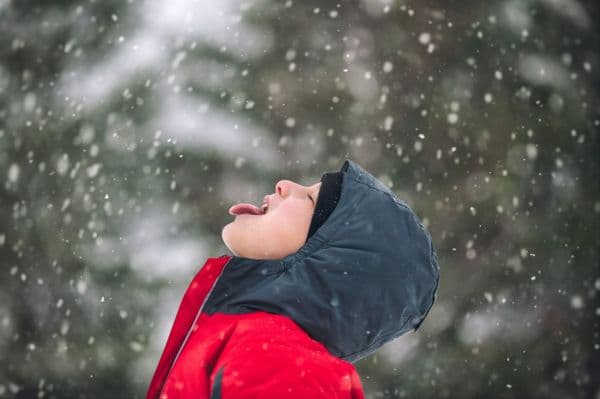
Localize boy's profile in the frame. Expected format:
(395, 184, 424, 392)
(146, 159, 440, 399)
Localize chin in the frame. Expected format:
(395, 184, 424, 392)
(221, 224, 238, 255)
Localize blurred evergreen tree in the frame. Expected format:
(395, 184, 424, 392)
(0, 1, 168, 398)
(0, 0, 598, 398)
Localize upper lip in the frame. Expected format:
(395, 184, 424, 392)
(261, 195, 270, 213)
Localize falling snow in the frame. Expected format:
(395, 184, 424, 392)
(1, 0, 597, 398)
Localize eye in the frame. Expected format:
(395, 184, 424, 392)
(307, 193, 315, 205)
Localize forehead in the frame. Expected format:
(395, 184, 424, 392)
(311, 182, 322, 198)
(298, 180, 321, 196)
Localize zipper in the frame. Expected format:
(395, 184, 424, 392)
(157, 256, 233, 397)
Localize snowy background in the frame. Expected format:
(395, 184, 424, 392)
(1, 0, 599, 398)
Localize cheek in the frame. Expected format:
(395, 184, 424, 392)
(267, 204, 313, 238)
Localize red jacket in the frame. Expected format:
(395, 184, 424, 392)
(145, 256, 365, 399)
(146, 160, 440, 398)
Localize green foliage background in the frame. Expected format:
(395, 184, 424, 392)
(0, 0, 598, 398)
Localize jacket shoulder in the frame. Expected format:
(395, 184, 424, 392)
(208, 312, 365, 399)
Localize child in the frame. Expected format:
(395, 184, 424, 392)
(145, 159, 440, 399)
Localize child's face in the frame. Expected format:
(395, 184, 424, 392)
(221, 179, 322, 260)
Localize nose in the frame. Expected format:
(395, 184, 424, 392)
(275, 179, 305, 198)
(275, 180, 290, 198)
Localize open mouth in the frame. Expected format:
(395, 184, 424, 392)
(228, 202, 268, 216)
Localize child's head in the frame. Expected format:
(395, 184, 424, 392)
(221, 172, 343, 260)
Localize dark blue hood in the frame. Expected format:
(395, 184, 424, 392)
(206, 159, 440, 363)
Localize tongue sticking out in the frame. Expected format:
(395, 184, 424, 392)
(229, 203, 265, 216)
